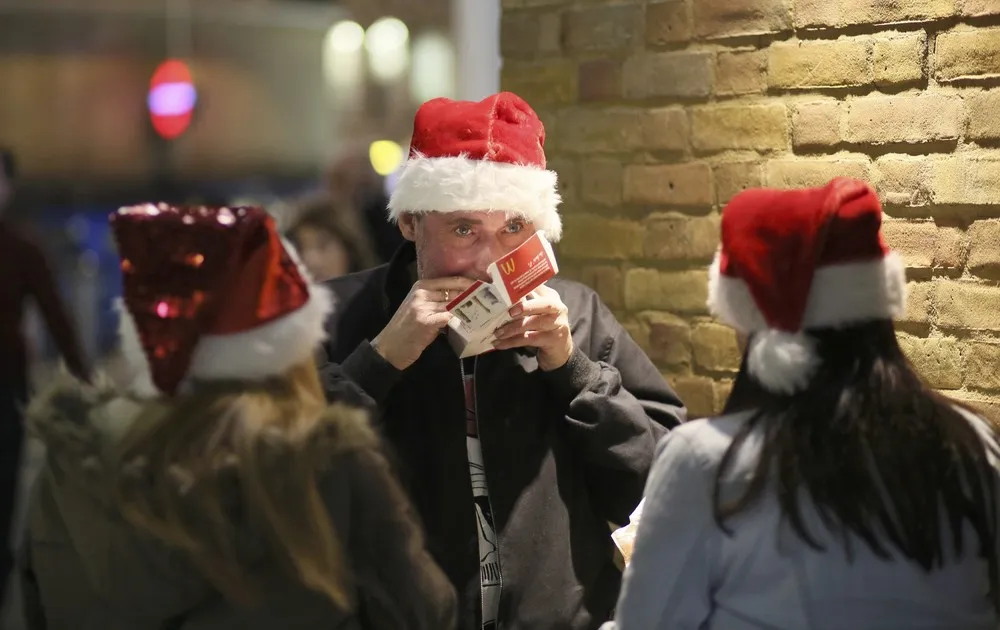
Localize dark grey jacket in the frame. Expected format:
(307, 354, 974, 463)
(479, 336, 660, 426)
(17, 374, 456, 630)
(317, 243, 686, 630)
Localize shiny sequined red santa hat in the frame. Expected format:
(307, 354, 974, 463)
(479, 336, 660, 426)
(707, 178, 906, 394)
(110, 203, 333, 397)
(387, 91, 563, 241)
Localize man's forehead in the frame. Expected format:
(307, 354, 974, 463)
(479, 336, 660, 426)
(438, 211, 527, 224)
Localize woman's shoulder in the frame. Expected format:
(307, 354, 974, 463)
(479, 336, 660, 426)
(659, 410, 764, 479)
(670, 410, 758, 454)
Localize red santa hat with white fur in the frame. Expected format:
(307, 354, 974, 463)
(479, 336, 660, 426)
(708, 177, 906, 394)
(110, 203, 332, 397)
(387, 91, 563, 241)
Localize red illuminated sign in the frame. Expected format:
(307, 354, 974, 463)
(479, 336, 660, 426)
(148, 60, 197, 140)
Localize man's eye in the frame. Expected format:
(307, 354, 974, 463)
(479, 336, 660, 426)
(505, 221, 524, 234)
(455, 225, 473, 236)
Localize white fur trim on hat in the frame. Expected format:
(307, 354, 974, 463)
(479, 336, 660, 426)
(387, 153, 563, 241)
(747, 330, 820, 395)
(116, 284, 332, 397)
(708, 252, 907, 334)
(116, 241, 332, 398)
(708, 252, 906, 393)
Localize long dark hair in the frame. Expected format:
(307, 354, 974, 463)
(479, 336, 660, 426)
(716, 320, 999, 601)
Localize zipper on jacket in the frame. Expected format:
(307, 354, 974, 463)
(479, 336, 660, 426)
(461, 357, 503, 629)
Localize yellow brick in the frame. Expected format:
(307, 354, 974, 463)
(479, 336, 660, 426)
(768, 38, 873, 89)
(555, 108, 643, 154)
(931, 157, 1000, 205)
(881, 220, 965, 270)
(845, 94, 963, 144)
(716, 50, 768, 96)
(638, 107, 689, 152)
(935, 27, 1000, 83)
(691, 104, 789, 154)
(961, 0, 1000, 16)
(562, 4, 642, 53)
(968, 92, 1000, 142)
(796, 0, 955, 27)
(579, 160, 623, 206)
(792, 101, 842, 148)
(646, 0, 692, 45)
(934, 280, 1000, 330)
(581, 266, 625, 309)
(548, 158, 579, 207)
(624, 163, 714, 207)
(967, 220, 1000, 277)
(713, 379, 735, 414)
(694, 0, 792, 39)
(873, 156, 933, 206)
(963, 342, 1000, 391)
(623, 52, 714, 99)
(874, 32, 927, 86)
(560, 215, 644, 260)
(640, 311, 692, 367)
(714, 162, 765, 205)
(897, 333, 962, 390)
(625, 269, 709, 313)
(644, 214, 721, 261)
(501, 59, 578, 106)
(765, 158, 872, 189)
(692, 323, 741, 372)
(671, 376, 717, 418)
(901, 281, 932, 326)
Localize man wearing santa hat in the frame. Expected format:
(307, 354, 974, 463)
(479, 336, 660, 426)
(318, 92, 686, 629)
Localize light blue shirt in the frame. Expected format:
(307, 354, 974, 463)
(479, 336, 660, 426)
(605, 410, 998, 630)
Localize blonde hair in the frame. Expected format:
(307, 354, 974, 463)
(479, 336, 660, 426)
(113, 360, 365, 610)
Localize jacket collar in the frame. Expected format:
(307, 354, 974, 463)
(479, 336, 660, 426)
(381, 241, 419, 316)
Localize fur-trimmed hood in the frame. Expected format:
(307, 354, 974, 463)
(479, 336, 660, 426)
(25, 368, 380, 510)
(26, 370, 147, 502)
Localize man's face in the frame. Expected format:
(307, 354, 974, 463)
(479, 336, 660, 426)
(399, 211, 537, 281)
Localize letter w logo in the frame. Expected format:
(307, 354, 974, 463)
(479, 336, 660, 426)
(500, 259, 516, 275)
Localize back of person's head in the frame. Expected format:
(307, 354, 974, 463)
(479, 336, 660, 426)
(107, 203, 357, 608)
(0, 147, 15, 181)
(287, 196, 378, 278)
(708, 179, 999, 593)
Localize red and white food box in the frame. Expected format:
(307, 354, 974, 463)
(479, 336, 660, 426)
(445, 231, 559, 358)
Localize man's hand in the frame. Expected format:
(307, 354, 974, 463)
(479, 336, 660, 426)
(492, 284, 573, 371)
(372, 276, 474, 370)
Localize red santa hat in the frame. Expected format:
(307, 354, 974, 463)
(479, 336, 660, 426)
(708, 178, 906, 394)
(387, 91, 563, 241)
(110, 203, 332, 397)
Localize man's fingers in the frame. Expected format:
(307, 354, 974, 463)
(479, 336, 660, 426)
(419, 310, 455, 328)
(492, 329, 550, 350)
(413, 277, 475, 303)
(508, 298, 562, 318)
(417, 276, 476, 291)
(495, 314, 559, 339)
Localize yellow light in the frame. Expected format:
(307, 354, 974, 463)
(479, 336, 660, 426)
(327, 20, 365, 54)
(369, 140, 403, 176)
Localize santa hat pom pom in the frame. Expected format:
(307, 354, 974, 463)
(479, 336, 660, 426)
(747, 329, 820, 395)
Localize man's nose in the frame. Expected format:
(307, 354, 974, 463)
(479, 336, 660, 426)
(475, 237, 506, 277)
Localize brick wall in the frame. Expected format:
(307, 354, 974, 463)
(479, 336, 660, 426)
(500, 0, 1000, 419)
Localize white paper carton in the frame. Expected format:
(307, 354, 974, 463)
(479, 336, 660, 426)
(445, 232, 559, 358)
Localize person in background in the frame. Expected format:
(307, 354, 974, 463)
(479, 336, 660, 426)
(286, 196, 378, 282)
(326, 145, 405, 263)
(318, 92, 686, 630)
(0, 147, 90, 602)
(17, 203, 455, 630)
(607, 178, 1000, 630)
